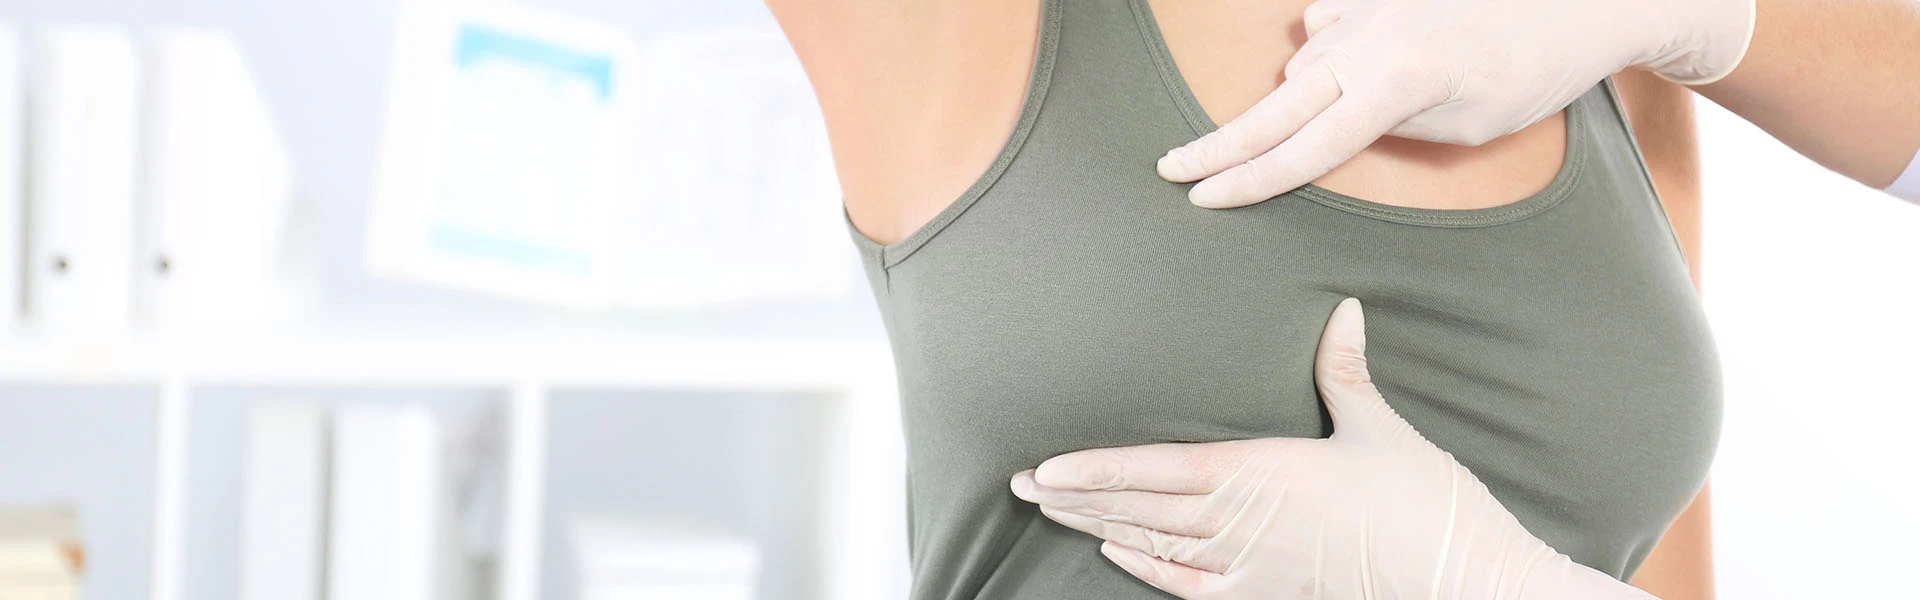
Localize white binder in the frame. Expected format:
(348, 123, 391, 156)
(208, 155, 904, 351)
(0, 26, 22, 330)
(137, 29, 294, 329)
(328, 405, 468, 600)
(239, 404, 330, 600)
(26, 27, 140, 332)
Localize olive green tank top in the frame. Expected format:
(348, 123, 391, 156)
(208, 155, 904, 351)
(847, 1, 1722, 598)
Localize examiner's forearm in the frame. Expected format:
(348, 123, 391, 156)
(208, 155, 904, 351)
(1695, 0, 1920, 188)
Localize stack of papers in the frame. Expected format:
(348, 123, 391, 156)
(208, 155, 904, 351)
(0, 507, 83, 600)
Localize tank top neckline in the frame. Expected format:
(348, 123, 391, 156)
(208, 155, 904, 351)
(849, 0, 1595, 269)
(1126, 0, 1592, 229)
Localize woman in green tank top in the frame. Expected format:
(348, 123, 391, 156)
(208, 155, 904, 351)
(770, 1, 1723, 598)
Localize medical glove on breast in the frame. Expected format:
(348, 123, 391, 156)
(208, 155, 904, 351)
(1159, 0, 1757, 208)
(1011, 299, 1656, 599)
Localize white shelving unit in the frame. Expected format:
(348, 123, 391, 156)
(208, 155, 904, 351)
(0, 331, 907, 600)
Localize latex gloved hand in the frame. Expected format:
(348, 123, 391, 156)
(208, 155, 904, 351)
(1010, 299, 1655, 599)
(1159, 0, 1757, 208)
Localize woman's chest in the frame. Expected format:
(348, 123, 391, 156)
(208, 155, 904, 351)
(875, 207, 1721, 558)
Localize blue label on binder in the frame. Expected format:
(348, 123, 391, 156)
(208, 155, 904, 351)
(453, 24, 614, 99)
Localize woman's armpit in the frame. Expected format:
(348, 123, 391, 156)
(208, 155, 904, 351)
(769, 0, 1045, 248)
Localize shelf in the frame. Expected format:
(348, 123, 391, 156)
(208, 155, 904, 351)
(542, 389, 836, 599)
(0, 331, 905, 600)
(0, 332, 892, 389)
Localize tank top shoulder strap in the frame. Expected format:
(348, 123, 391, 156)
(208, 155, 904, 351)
(1586, 76, 1694, 262)
(850, 0, 1200, 269)
(1042, 0, 1210, 134)
(1590, 78, 1664, 204)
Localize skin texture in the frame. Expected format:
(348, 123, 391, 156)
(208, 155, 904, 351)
(769, 0, 1714, 594)
(1696, 0, 1920, 188)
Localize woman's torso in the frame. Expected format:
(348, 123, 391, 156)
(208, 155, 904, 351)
(780, 1, 1722, 598)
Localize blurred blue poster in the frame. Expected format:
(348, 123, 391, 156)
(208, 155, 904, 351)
(370, 1, 635, 309)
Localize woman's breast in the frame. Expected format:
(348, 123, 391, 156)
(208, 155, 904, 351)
(872, 162, 1722, 580)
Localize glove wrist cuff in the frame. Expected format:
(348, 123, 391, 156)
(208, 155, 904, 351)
(1507, 551, 1659, 600)
(1643, 0, 1758, 86)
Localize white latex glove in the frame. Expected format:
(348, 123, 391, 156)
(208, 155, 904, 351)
(1010, 299, 1656, 599)
(1158, 0, 1757, 208)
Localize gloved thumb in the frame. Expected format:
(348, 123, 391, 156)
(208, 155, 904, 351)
(1313, 298, 1419, 445)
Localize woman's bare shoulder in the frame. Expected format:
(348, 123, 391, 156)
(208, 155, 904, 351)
(768, 0, 1041, 246)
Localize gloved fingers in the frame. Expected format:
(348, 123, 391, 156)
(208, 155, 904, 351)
(1282, 19, 1358, 83)
(1014, 474, 1231, 538)
(1313, 298, 1372, 395)
(1100, 540, 1228, 599)
(1155, 65, 1342, 185)
(1313, 298, 1425, 446)
(1383, 111, 1465, 145)
(1387, 102, 1526, 146)
(1030, 439, 1260, 493)
(1187, 78, 1424, 208)
(1301, 0, 1356, 37)
(1038, 506, 1236, 573)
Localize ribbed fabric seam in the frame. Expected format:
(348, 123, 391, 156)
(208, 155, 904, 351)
(1292, 112, 1587, 230)
(1129, 0, 1218, 136)
(1288, 93, 1592, 228)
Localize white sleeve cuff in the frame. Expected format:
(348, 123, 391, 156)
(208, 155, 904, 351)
(1888, 146, 1920, 204)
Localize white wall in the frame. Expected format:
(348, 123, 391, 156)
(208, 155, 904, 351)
(1697, 96, 1920, 597)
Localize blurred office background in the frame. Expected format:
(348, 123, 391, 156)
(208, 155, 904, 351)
(0, 0, 1913, 599)
(0, 1, 901, 599)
